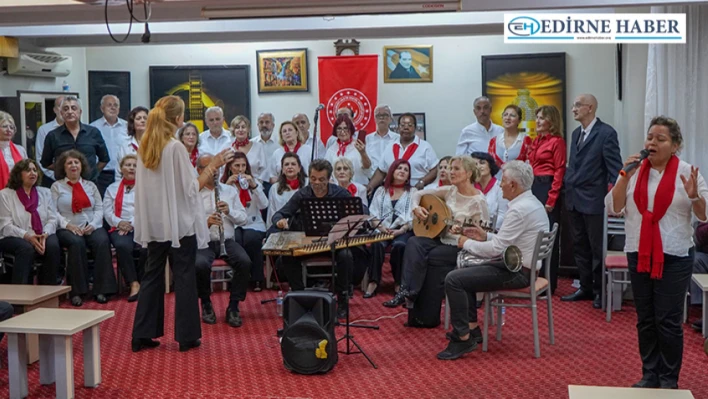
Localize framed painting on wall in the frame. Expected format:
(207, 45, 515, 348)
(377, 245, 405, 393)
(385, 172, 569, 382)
(149, 65, 250, 132)
(389, 112, 426, 140)
(383, 45, 433, 83)
(481, 52, 566, 139)
(88, 71, 131, 123)
(256, 48, 309, 94)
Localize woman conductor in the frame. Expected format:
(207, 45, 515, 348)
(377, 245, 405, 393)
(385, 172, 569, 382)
(131, 95, 233, 353)
(606, 116, 708, 389)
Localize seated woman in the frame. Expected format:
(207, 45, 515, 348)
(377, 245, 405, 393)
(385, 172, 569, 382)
(223, 152, 268, 291)
(268, 122, 312, 183)
(51, 150, 117, 306)
(384, 155, 489, 308)
(0, 111, 27, 189)
(425, 155, 452, 189)
(266, 152, 306, 229)
(178, 122, 200, 167)
(367, 159, 415, 298)
(0, 159, 61, 285)
(471, 152, 507, 230)
(333, 157, 368, 207)
(325, 115, 372, 185)
(103, 154, 146, 302)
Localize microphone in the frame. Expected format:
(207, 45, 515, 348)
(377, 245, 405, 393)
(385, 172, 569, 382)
(619, 149, 650, 177)
(316, 104, 324, 111)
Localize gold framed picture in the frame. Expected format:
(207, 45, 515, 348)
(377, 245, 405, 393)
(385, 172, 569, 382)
(256, 48, 309, 93)
(383, 45, 433, 83)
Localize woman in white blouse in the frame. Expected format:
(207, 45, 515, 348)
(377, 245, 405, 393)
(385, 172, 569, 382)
(178, 122, 200, 168)
(384, 155, 489, 308)
(325, 115, 372, 185)
(487, 104, 531, 178)
(333, 157, 368, 207)
(606, 116, 708, 389)
(266, 152, 306, 230)
(51, 150, 117, 307)
(0, 159, 61, 285)
(103, 154, 146, 302)
(268, 121, 312, 183)
(425, 156, 451, 189)
(367, 159, 416, 298)
(471, 152, 507, 230)
(230, 115, 266, 182)
(116, 106, 148, 168)
(0, 111, 27, 189)
(222, 152, 268, 291)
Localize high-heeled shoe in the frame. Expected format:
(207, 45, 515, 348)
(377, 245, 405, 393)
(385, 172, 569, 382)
(131, 338, 160, 353)
(363, 288, 378, 299)
(127, 293, 139, 302)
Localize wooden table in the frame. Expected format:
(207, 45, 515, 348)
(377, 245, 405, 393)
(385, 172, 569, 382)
(691, 274, 708, 338)
(0, 308, 114, 399)
(569, 385, 695, 398)
(0, 284, 71, 363)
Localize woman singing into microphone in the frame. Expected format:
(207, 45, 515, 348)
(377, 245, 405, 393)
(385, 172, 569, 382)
(606, 116, 708, 389)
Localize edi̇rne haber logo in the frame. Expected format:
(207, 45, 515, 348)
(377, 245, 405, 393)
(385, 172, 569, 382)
(504, 14, 686, 43)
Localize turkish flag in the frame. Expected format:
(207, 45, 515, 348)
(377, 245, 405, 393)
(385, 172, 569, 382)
(318, 55, 378, 145)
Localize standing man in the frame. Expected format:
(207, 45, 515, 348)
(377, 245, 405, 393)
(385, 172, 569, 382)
(455, 96, 504, 156)
(252, 113, 279, 195)
(35, 95, 64, 188)
(90, 95, 128, 196)
(198, 106, 232, 156)
(292, 113, 326, 160)
(366, 104, 400, 173)
(561, 94, 622, 308)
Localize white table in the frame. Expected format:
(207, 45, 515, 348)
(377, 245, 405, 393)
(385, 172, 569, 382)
(0, 308, 114, 399)
(569, 385, 694, 398)
(691, 274, 708, 338)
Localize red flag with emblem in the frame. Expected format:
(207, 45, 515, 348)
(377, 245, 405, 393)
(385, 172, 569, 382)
(318, 55, 378, 145)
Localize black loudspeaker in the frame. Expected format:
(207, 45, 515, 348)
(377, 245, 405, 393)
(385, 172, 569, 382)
(281, 291, 338, 375)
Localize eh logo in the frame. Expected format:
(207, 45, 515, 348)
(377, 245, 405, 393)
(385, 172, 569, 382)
(508, 16, 541, 36)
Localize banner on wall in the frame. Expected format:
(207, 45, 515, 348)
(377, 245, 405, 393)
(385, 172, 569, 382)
(318, 55, 378, 145)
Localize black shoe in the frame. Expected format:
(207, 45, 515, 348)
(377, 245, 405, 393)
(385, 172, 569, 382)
(691, 319, 703, 331)
(127, 293, 139, 302)
(446, 327, 484, 343)
(437, 336, 477, 360)
(95, 294, 108, 304)
(253, 281, 262, 292)
(592, 294, 602, 309)
(561, 289, 593, 302)
(632, 378, 660, 388)
(178, 339, 201, 352)
(131, 338, 160, 353)
(363, 284, 378, 299)
(71, 295, 83, 307)
(226, 307, 242, 328)
(337, 303, 348, 320)
(201, 302, 216, 325)
(348, 284, 354, 298)
(383, 291, 407, 308)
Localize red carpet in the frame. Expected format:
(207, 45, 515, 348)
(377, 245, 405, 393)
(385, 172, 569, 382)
(1, 278, 707, 399)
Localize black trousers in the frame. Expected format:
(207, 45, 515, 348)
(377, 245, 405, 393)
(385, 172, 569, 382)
(195, 239, 251, 306)
(627, 250, 694, 388)
(0, 235, 61, 285)
(261, 182, 273, 222)
(0, 301, 13, 342)
(233, 227, 266, 283)
(96, 170, 115, 199)
(132, 235, 201, 343)
(282, 246, 368, 296)
(569, 210, 604, 295)
(109, 230, 146, 285)
(401, 236, 460, 295)
(532, 175, 560, 293)
(369, 231, 413, 285)
(56, 228, 117, 296)
(446, 263, 531, 336)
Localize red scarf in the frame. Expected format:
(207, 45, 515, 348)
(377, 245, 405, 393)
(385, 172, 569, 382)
(474, 177, 497, 195)
(337, 139, 352, 157)
(389, 183, 405, 196)
(189, 147, 199, 167)
(393, 142, 419, 161)
(0, 142, 24, 188)
(238, 186, 251, 208)
(233, 138, 249, 150)
(286, 178, 300, 190)
(285, 142, 301, 154)
(114, 179, 134, 219)
(438, 180, 448, 187)
(346, 183, 357, 196)
(67, 180, 92, 214)
(633, 156, 679, 279)
(130, 142, 138, 152)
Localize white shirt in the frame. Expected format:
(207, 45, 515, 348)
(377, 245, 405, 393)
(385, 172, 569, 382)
(103, 180, 136, 227)
(326, 135, 338, 151)
(200, 183, 248, 241)
(366, 130, 400, 173)
(456, 122, 504, 155)
(579, 117, 598, 144)
(198, 129, 233, 156)
(463, 190, 549, 270)
(236, 141, 267, 184)
(378, 136, 438, 186)
(268, 145, 313, 182)
(134, 139, 210, 249)
(90, 117, 128, 172)
(115, 136, 139, 181)
(326, 141, 373, 185)
(338, 182, 369, 207)
(305, 135, 327, 160)
(370, 186, 416, 230)
(0, 141, 27, 172)
(605, 159, 708, 256)
(481, 179, 508, 230)
(0, 187, 57, 238)
(267, 182, 300, 229)
(51, 178, 103, 230)
(252, 135, 280, 182)
(35, 119, 60, 179)
(234, 182, 268, 232)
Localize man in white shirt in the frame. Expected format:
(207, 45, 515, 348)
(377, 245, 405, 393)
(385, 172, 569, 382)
(35, 95, 64, 188)
(194, 155, 251, 328)
(198, 106, 232, 156)
(455, 96, 504, 156)
(292, 113, 326, 160)
(366, 104, 400, 173)
(90, 94, 127, 196)
(437, 161, 549, 360)
(252, 113, 279, 196)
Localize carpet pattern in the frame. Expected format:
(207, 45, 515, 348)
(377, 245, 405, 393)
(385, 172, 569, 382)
(1, 278, 707, 399)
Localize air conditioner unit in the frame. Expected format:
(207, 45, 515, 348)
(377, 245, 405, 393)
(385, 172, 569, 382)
(6, 52, 72, 78)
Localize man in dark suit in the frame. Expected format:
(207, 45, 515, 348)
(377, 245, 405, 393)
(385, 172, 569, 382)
(389, 51, 421, 79)
(561, 94, 623, 308)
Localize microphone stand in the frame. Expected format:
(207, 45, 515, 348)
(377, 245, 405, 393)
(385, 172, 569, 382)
(311, 106, 322, 163)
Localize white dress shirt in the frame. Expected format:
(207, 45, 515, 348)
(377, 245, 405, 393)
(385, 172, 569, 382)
(0, 187, 57, 238)
(235, 182, 268, 232)
(325, 141, 373, 185)
(90, 117, 128, 172)
(0, 141, 27, 171)
(326, 135, 338, 151)
(483, 179, 508, 230)
(200, 183, 248, 242)
(456, 121, 504, 155)
(103, 180, 136, 227)
(115, 136, 139, 181)
(305, 135, 327, 160)
(370, 186, 416, 230)
(267, 182, 300, 228)
(198, 129, 233, 156)
(35, 119, 60, 179)
(378, 136, 439, 186)
(239, 141, 267, 184)
(366, 130, 400, 173)
(605, 159, 708, 256)
(462, 190, 549, 270)
(51, 178, 103, 230)
(268, 145, 313, 182)
(252, 135, 280, 182)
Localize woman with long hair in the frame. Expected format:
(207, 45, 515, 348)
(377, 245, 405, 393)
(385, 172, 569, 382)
(178, 122, 200, 168)
(333, 157, 368, 207)
(266, 152, 306, 229)
(470, 152, 507, 230)
(487, 104, 531, 177)
(325, 114, 372, 185)
(117, 106, 149, 167)
(267, 121, 312, 183)
(0, 111, 27, 189)
(131, 95, 233, 353)
(230, 115, 267, 182)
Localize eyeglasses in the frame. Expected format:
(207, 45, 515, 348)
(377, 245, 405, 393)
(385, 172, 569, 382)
(375, 113, 391, 119)
(572, 103, 589, 109)
(336, 127, 350, 132)
(399, 122, 415, 127)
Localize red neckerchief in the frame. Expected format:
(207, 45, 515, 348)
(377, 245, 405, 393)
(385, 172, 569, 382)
(286, 178, 300, 190)
(633, 156, 680, 279)
(389, 183, 405, 196)
(474, 177, 497, 195)
(67, 180, 92, 214)
(346, 183, 357, 196)
(239, 186, 251, 207)
(130, 142, 138, 152)
(393, 141, 419, 161)
(337, 139, 352, 157)
(114, 179, 135, 219)
(285, 142, 301, 154)
(190, 147, 198, 167)
(438, 180, 450, 187)
(233, 138, 250, 150)
(0, 142, 23, 188)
